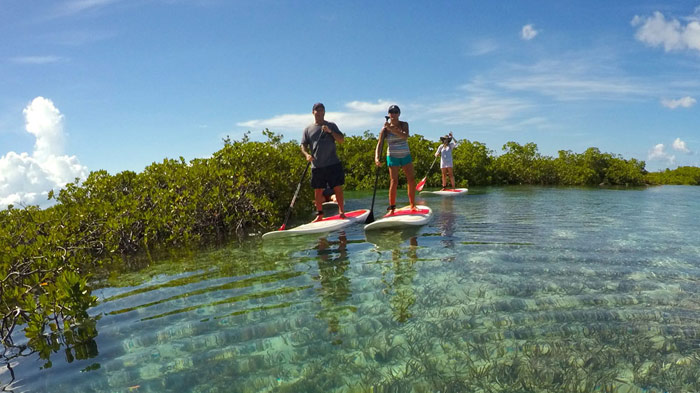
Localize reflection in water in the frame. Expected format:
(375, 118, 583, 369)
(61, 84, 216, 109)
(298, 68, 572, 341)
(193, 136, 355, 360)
(371, 232, 419, 323)
(313, 234, 353, 343)
(364, 226, 421, 251)
(2, 314, 100, 391)
(57, 318, 100, 366)
(439, 197, 456, 249)
(386, 237, 418, 323)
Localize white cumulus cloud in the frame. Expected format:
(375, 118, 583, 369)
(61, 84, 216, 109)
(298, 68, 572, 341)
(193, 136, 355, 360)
(24, 97, 66, 159)
(237, 100, 395, 133)
(521, 24, 538, 40)
(0, 97, 88, 209)
(648, 143, 676, 164)
(632, 11, 700, 52)
(672, 137, 691, 153)
(344, 100, 392, 113)
(661, 96, 696, 109)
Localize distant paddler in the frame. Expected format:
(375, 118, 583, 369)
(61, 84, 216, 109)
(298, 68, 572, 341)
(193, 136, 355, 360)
(435, 132, 458, 190)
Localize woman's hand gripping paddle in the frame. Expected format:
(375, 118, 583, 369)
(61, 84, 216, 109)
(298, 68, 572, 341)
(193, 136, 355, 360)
(278, 126, 326, 230)
(416, 153, 438, 192)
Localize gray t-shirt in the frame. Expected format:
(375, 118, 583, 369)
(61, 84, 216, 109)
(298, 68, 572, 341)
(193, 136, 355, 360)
(301, 121, 343, 169)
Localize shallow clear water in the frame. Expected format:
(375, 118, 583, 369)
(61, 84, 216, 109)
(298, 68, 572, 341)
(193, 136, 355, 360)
(4, 186, 700, 393)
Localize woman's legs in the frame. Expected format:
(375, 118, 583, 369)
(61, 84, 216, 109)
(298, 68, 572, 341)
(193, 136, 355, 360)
(388, 166, 399, 210)
(447, 167, 455, 189)
(441, 168, 448, 189)
(403, 162, 416, 209)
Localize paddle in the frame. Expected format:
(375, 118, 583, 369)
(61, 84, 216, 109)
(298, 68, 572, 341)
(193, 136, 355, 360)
(278, 126, 326, 230)
(365, 123, 387, 224)
(416, 153, 438, 192)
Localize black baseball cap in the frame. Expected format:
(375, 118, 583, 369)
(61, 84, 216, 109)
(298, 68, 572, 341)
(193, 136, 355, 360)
(388, 105, 400, 114)
(312, 102, 325, 111)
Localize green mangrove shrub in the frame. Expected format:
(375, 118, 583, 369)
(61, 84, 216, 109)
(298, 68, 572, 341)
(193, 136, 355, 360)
(645, 166, 700, 185)
(0, 129, 310, 362)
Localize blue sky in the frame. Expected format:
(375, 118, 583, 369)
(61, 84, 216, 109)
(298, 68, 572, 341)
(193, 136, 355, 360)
(1, 0, 699, 206)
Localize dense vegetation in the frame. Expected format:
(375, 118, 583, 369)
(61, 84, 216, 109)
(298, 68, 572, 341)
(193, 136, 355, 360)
(340, 134, 649, 188)
(645, 166, 700, 185)
(0, 128, 697, 365)
(0, 130, 309, 367)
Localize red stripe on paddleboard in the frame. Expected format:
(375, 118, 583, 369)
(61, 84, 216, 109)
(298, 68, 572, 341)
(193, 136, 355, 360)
(322, 209, 367, 221)
(384, 208, 429, 218)
(443, 189, 462, 192)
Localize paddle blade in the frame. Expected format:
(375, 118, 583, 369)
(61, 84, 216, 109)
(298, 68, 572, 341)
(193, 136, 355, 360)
(416, 177, 427, 191)
(364, 210, 375, 224)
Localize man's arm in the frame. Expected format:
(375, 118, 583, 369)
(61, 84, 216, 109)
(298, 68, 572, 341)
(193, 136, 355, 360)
(300, 142, 314, 162)
(324, 123, 344, 144)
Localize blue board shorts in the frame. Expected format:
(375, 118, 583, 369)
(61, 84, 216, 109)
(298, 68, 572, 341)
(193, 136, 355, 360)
(311, 162, 345, 189)
(387, 154, 413, 167)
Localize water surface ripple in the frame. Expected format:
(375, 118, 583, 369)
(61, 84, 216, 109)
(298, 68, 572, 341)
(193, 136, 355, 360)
(5, 186, 700, 393)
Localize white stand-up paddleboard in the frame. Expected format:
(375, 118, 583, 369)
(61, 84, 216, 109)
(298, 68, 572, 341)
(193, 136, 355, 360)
(364, 205, 432, 231)
(263, 209, 369, 239)
(420, 188, 468, 196)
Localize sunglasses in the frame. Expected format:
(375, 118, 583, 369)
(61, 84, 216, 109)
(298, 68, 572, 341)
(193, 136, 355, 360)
(388, 109, 400, 114)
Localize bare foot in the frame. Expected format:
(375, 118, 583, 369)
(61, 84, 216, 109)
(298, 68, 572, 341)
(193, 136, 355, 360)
(312, 214, 324, 223)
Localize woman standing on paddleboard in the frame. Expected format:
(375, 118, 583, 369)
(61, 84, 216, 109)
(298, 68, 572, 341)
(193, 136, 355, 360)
(435, 132, 458, 190)
(374, 105, 417, 213)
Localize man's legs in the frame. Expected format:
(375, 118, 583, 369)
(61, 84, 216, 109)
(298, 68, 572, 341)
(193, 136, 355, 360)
(312, 188, 325, 222)
(332, 185, 345, 217)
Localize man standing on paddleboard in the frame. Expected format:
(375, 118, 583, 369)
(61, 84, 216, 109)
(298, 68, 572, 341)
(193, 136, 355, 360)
(301, 102, 346, 222)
